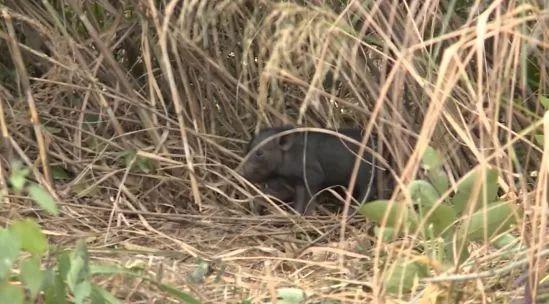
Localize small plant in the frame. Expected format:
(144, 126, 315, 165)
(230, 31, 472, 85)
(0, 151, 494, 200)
(0, 161, 120, 303)
(359, 146, 521, 295)
(0, 162, 202, 304)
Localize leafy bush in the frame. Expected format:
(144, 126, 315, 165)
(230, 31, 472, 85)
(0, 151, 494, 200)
(0, 162, 202, 304)
(0, 0, 546, 302)
(359, 146, 522, 294)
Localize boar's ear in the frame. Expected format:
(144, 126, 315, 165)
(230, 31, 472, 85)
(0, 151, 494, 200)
(276, 125, 295, 151)
(278, 133, 295, 151)
(279, 123, 295, 129)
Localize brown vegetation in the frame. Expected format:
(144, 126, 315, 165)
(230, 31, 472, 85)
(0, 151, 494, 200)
(0, 0, 547, 303)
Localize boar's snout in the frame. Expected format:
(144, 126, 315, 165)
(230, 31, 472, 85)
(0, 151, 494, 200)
(236, 166, 245, 177)
(236, 164, 260, 183)
(238, 150, 277, 183)
(238, 162, 270, 183)
(239, 128, 288, 184)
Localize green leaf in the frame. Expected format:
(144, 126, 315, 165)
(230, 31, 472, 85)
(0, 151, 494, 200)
(425, 204, 456, 237)
(540, 95, 549, 110)
(9, 219, 48, 255)
(28, 184, 59, 216)
(67, 261, 83, 292)
(408, 181, 457, 236)
(427, 168, 450, 195)
(21, 256, 45, 300)
(90, 264, 201, 304)
(0, 229, 21, 280)
(374, 226, 399, 242)
(58, 251, 72, 280)
(122, 149, 156, 173)
(276, 287, 307, 304)
(73, 281, 92, 304)
(136, 157, 155, 174)
(87, 259, 202, 304)
(84, 113, 101, 124)
(383, 259, 429, 295)
(492, 233, 520, 249)
(90, 264, 134, 276)
(84, 136, 107, 151)
(534, 134, 544, 146)
(67, 242, 90, 292)
(187, 260, 211, 284)
(451, 168, 499, 215)
(524, 57, 540, 90)
(8, 161, 29, 192)
(443, 238, 469, 265)
(491, 233, 523, 259)
(122, 149, 137, 168)
(121, 149, 156, 173)
(154, 281, 203, 304)
(359, 200, 417, 230)
(0, 282, 24, 304)
(44, 268, 67, 304)
(52, 166, 71, 180)
(409, 180, 440, 209)
(91, 284, 121, 304)
(44, 126, 62, 134)
(458, 201, 517, 242)
(421, 146, 443, 170)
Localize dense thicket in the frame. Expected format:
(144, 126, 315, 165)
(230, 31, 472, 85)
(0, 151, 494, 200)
(0, 1, 547, 302)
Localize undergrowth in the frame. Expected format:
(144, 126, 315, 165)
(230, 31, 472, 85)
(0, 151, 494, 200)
(0, 0, 547, 303)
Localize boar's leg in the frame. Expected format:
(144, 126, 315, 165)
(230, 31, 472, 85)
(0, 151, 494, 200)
(293, 181, 323, 215)
(251, 178, 295, 214)
(293, 184, 310, 215)
(293, 163, 325, 215)
(263, 178, 295, 203)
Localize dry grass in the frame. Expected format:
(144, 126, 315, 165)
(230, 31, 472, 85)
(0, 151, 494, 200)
(0, 0, 547, 303)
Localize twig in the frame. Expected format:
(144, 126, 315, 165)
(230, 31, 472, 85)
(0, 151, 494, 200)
(2, 9, 52, 185)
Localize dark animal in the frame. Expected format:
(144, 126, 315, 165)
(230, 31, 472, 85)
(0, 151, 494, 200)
(251, 177, 296, 214)
(262, 177, 295, 203)
(238, 126, 376, 215)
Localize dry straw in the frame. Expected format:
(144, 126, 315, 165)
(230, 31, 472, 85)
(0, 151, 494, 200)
(0, 0, 547, 303)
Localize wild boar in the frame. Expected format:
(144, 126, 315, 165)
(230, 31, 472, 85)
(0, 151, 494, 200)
(239, 126, 376, 215)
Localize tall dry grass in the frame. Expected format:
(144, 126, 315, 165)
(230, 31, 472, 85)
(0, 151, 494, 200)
(0, 0, 547, 303)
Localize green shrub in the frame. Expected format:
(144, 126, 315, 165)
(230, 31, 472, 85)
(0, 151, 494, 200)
(0, 162, 202, 304)
(359, 146, 522, 295)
